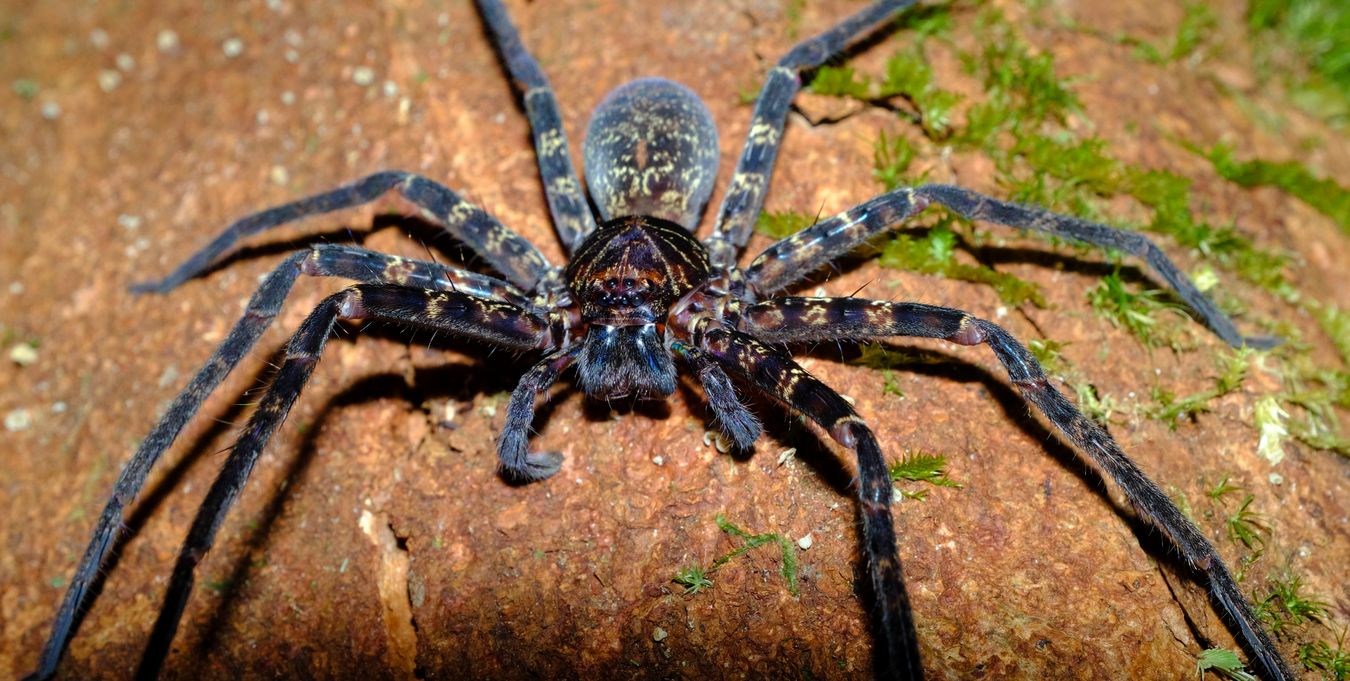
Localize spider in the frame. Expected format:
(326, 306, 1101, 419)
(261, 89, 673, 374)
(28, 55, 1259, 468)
(24, 0, 1297, 678)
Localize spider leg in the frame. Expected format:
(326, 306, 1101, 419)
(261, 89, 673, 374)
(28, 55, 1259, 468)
(498, 347, 581, 482)
(743, 185, 1277, 348)
(132, 170, 555, 294)
(476, 0, 598, 253)
(705, 0, 917, 268)
(689, 323, 922, 681)
(130, 283, 549, 678)
(739, 296, 1296, 681)
(669, 340, 762, 451)
(24, 246, 521, 681)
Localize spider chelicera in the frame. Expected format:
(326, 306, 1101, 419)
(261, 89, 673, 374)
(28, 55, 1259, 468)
(27, 0, 1295, 679)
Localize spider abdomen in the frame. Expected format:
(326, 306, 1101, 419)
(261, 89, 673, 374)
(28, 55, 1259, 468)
(582, 78, 719, 230)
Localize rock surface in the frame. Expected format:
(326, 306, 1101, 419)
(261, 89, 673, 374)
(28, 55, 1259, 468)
(1, 0, 1347, 679)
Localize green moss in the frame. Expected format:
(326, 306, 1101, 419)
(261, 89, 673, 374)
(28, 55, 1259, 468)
(754, 209, 817, 239)
(878, 222, 1046, 307)
(672, 565, 713, 594)
(710, 514, 799, 596)
(960, 9, 1081, 128)
(811, 46, 961, 139)
(881, 369, 905, 398)
(1199, 144, 1350, 234)
(1147, 348, 1253, 429)
(11, 78, 37, 101)
(873, 129, 918, 191)
(1312, 303, 1350, 365)
(1085, 269, 1187, 348)
(1255, 572, 1330, 635)
(1074, 382, 1120, 424)
(1246, 0, 1350, 124)
(888, 451, 962, 501)
(1299, 630, 1350, 680)
(1028, 338, 1068, 376)
(1224, 494, 1270, 552)
(1168, 2, 1218, 62)
(1196, 648, 1257, 681)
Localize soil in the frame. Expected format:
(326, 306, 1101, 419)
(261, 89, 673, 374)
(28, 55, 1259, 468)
(1, 0, 1347, 679)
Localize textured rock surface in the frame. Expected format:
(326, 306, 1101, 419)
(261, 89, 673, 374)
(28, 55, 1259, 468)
(1, 0, 1347, 679)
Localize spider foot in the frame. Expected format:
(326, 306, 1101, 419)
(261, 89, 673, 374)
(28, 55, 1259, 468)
(128, 277, 176, 295)
(500, 451, 564, 483)
(1241, 333, 1282, 350)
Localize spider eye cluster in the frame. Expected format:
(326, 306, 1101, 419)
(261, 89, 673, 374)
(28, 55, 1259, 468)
(565, 215, 709, 324)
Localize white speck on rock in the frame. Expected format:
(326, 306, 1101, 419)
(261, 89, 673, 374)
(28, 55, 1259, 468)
(156, 29, 179, 53)
(40, 101, 61, 120)
(797, 533, 814, 550)
(9, 343, 38, 366)
(270, 165, 289, 186)
(1268, 472, 1283, 486)
(352, 66, 375, 86)
(115, 53, 135, 72)
(652, 627, 668, 642)
(117, 213, 141, 231)
(89, 29, 110, 50)
(97, 70, 122, 92)
(652, 455, 663, 466)
(5, 409, 33, 432)
(222, 37, 244, 58)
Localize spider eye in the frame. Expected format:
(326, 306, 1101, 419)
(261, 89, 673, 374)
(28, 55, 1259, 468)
(605, 277, 618, 289)
(623, 277, 637, 289)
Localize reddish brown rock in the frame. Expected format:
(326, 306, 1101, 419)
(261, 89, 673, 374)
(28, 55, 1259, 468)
(1, 1, 1346, 679)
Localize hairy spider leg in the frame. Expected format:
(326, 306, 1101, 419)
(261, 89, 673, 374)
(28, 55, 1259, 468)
(498, 347, 581, 481)
(706, 0, 918, 268)
(669, 341, 762, 451)
(132, 284, 550, 678)
(739, 296, 1296, 681)
(689, 324, 923, 681)
(743, 185, 1278, 349)
(132, 170, 555, 294)
(23, 245, 515, 681)
(476, 0, 598, 254)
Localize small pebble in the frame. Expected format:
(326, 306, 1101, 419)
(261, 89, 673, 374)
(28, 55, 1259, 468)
(1268, 472, 1284, 486)
(51, 401, 67, 414)
(9, 343, 38, 366)
(352, 66, 375, 86)
(97, 70, 122, 92)
(8, 281, 23, 294)
(89, 29, 110, 50)
(40, 101, 61, 120)
(222, 37, 244, 58)
(651, 455, 663, 466)
(652, 627, 668, 642)
(156, 29, 180, 53)
(270, 165, 289, 186)
(797, 533, 814, 550)
(382, 80, 398, 97)
(117, 213, 142, 231)
(5, 408, 33, 432)
(115, 53, 135, 71)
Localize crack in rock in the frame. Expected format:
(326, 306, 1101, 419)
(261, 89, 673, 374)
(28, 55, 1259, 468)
(359, 509, 420, 679)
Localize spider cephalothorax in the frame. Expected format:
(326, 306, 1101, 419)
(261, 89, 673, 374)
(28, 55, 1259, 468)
(566, 214, 709, 401)
(27, 1, 1297, 680)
